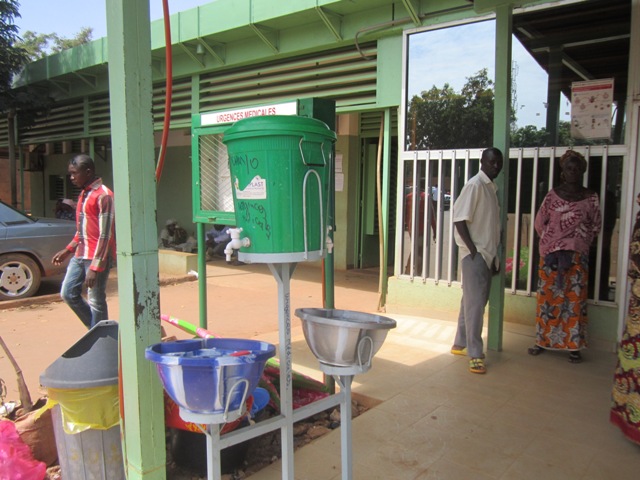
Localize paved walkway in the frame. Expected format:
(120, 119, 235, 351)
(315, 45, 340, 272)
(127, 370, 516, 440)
(1, 260, 638, 479)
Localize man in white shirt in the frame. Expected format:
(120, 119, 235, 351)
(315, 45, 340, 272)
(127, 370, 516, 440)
(450, 147, 503, 374)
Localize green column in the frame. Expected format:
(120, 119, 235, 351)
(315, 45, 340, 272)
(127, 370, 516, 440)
(379, 108, 392, 308)
(106, 1, 165, 478)
(488, 4, 513, 352)
(198, 221, 208, 328)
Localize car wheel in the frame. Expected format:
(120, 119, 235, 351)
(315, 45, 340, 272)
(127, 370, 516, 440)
(0, 254, 42, 301)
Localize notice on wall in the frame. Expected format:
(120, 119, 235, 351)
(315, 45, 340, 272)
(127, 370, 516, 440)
(334, 153, 344, 191)
(570, 79, 614, 140)
(335, 153, 343, 173)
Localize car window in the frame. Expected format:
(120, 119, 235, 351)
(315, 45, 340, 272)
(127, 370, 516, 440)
(0, 201, 35, 225)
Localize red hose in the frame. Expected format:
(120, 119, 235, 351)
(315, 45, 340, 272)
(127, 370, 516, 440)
(156, 0, 173, 183)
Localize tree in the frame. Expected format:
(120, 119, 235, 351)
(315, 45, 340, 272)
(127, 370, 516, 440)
(407, 69, 495, 150)
(53, 27, 92, 52)
(16, 27, 93, 61)
(0, 0, 26, 99)
(510, 121, 593, 148)
(511, 124, 549, 147)
(1, 0, 28, 207)
(16, 30, 55, 60)
(0, 0, 51, 207)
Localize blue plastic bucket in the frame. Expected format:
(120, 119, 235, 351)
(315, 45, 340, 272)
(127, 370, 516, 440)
(146, 338, 275, 423)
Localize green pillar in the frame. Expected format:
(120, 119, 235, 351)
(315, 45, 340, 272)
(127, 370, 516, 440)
(106, 1, 165, 478)
(488, 4, 513, 352)
(198, 222, 208, 328)
(379, 108, 392, 308)
(546, 47, 563, 145)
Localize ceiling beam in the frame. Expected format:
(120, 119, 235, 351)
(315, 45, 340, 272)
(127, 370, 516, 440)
(48, 79, 70, 94)
(72, 72, 97, 89)
(250, 23, 279, 54)
(524, 28, 629, 51)
(315, 6, 342, 41)
(400, 0, 421, 26)
(179, 42, 205, 68)
(196, 38, 226, 65)
(561, 52, 593, 82)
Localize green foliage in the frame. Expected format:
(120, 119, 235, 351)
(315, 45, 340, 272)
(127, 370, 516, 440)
(510, 120, 596, 148)
(16, 27, 93, 61)
(407, 69, 495, 150)
(407, 61, 599, 150)
(510, 124, 549, 147)
(0, 0, 51, 126)
(0, 0, 28, 108)
(16, 31, 53, 60)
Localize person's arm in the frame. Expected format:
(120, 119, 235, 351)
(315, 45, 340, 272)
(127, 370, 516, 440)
(534, 194, 550, 237)
(52, 248, 72, 266)
(454, 220, 477, 259)
(159, 229, 171, 248)
(87, 194, 115, 287)
(590, 193, 603, 239)
(429, 198, 437, 241)
(52, 209, 80, 265)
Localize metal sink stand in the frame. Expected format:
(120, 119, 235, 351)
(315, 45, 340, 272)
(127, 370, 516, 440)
(183, 261, 363, 480)
(318, 362, 373, 480)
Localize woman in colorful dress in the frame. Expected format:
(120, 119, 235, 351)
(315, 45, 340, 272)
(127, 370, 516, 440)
(610, 193, 640, 445)
(528, 150, 602, 363)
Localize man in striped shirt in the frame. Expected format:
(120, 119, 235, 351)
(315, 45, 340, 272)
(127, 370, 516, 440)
(52, 154, 116, 329)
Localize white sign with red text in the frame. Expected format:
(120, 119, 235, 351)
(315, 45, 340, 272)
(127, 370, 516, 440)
(570, 79, 614, 140)
(201, 102, 298, 126)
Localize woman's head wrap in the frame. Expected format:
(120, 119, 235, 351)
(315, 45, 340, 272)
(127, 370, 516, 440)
(559, 150, 587, 173)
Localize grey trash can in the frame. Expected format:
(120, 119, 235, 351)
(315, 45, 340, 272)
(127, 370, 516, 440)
(40, 320, 124, 480)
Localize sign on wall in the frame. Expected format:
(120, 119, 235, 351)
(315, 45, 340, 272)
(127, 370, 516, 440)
(570, 79, 614, 140)
(200, 101, 297, 126)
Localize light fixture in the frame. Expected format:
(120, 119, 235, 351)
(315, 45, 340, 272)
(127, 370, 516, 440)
(196, 43, 205, 55)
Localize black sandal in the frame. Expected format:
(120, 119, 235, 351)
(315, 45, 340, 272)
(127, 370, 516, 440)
(568, 351, 582, 363)
(527, 345, 544, 356)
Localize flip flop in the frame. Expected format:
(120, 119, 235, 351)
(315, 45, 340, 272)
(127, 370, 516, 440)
(469, 358, 486, 374)
(450, 345, 467, 356)
(568, 351, 582, 363)
(528, 345, 545, 356)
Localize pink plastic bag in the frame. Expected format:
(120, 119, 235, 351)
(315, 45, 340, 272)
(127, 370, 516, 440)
(0, 420, 46, 480)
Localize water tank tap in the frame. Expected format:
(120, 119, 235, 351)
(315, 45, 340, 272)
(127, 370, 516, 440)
(325, 226, 334, 254)
(224, 228, 251, 262)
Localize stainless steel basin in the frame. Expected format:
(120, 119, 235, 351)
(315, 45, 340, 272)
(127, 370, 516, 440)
(295, 308, 396, 368)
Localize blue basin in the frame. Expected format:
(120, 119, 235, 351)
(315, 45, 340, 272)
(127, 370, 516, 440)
(146, 338, 275, 423)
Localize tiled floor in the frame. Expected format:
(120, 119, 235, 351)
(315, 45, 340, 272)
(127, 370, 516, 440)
(251, 314, 640, 480)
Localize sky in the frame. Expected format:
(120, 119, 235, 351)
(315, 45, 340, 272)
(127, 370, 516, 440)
(407, 20, 571, 129)
(16, 1, 567, 129)
(15, 0, 213, 40)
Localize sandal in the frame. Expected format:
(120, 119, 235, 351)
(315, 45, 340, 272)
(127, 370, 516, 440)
(527, 345, 545, 356)
(469, 358, 486, 374)
(450, 345, 467, 356)
(568, 351, 582, 364)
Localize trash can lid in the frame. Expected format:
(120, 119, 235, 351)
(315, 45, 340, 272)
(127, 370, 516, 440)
(40, 320, 119, 389)
(222, 115, 336, 143)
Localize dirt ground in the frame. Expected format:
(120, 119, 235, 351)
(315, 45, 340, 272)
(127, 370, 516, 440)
(0, 261, 379, 403)
(0, 260, 380, 477)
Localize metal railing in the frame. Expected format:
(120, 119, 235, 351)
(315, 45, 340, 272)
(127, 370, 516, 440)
(398, 145, 627, 304)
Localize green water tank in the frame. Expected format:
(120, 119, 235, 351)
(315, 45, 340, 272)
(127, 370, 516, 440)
(222, 115, 336, 263)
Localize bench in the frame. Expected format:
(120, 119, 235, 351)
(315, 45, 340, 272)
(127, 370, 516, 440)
(158, 249, 198, 276)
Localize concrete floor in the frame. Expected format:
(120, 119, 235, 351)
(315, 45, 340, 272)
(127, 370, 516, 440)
(254, 314, 640, 479)
(213, 264, 639, 480)
(1, 260, 638, 479)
